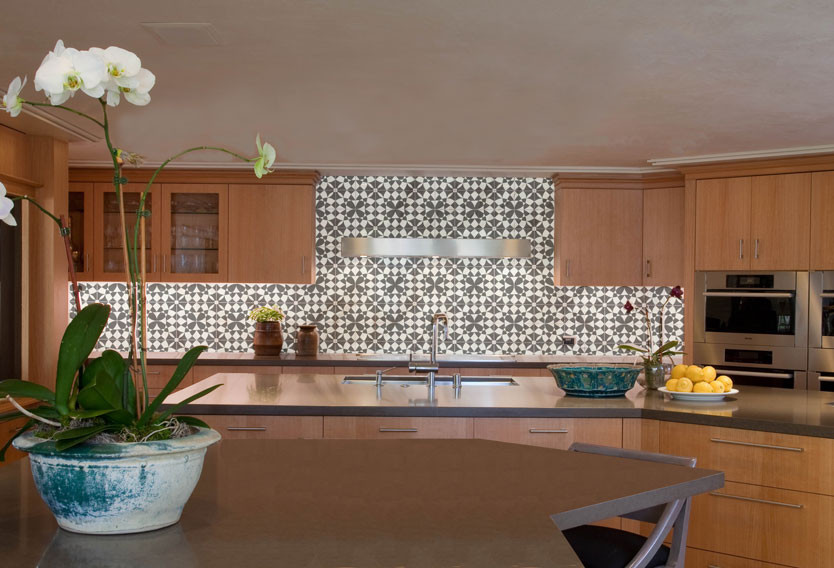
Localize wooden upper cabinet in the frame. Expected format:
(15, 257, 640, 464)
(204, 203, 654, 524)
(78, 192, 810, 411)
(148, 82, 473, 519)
(228, 184, 315, 283)
(556, 188, 643, 286)
(642, 187, 684, 286)
(749, 173, 810, 270)
(159, 184, 228, 282)
(92, 182, 162, 281)
(67, 182, 95, 280)
(811, 171, 834, 269)
(695, 177, 751, 271)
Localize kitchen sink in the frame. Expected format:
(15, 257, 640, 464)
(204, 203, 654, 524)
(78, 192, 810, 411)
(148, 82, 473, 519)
(355, 353, 514, 363)
(342, 375, 518, 386)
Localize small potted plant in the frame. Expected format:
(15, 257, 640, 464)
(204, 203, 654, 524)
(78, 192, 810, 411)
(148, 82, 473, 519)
(618, 286, 685, 389)
(249, 305, 286, 355)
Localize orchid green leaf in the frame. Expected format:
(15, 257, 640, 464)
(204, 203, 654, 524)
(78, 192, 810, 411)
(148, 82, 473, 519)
(154, 384, 222, 423)
(137, 345, 207, 427)
(0, 379, 56, 404)
(55, 303, 110, 416)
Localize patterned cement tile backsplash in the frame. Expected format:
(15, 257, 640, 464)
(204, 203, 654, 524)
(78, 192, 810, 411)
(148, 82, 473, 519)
(70, 176, 683, 355)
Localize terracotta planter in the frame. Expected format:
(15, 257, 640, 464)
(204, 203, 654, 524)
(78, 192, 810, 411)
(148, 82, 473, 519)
(253, 321, 283, 355)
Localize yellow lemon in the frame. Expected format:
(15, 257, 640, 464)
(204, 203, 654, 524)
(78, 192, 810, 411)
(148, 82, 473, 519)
(716, 375, 733, 391)
(685, 365, 706, 383)
(665, 378, 679, 391)
(703, 366, 717, 382)
(693, 381, 714, 393)
(670, 364, 688, 381)
(710, 380, 726, 393)
(676, 377, 694, 392)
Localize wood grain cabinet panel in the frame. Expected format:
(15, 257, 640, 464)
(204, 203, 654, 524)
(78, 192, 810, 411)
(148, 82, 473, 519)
(749, 173, 811, 270)
(228, 184, 315, 284)
(811, 171, 834, 269)
(323, 417, 473, 439)
(658, 421, 834, 496)
(192, 415, 323, 439)
(685, 547, 793, 568)
(688, 481, 834, 568)
(473, 418, 622, 450)
(695, 177, 751, 270)
(642, 187, 685, 286)
(556, 188, 643, 286)
(0, 417, 29, 466)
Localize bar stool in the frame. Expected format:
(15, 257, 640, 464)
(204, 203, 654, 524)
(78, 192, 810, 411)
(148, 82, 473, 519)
(562, 442, 697, 568)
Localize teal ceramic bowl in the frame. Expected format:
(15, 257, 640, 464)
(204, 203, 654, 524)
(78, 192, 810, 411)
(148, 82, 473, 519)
(547, 363, 640, 397)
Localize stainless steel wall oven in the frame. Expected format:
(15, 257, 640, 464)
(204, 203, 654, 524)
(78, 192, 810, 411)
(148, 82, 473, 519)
(809, 271, 834, 390)
(694, 271, 808, 389)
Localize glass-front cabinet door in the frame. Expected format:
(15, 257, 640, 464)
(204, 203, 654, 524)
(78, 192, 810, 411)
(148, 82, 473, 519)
(67, 182, 95, 280)
(159, 184, 227, 282)
(93, 182, 161, 281)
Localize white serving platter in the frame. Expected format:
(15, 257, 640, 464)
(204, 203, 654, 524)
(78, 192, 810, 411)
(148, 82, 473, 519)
(658, 387, 739, 402)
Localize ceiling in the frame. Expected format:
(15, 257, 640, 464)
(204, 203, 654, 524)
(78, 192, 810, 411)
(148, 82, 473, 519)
(2, 0, 834, 174)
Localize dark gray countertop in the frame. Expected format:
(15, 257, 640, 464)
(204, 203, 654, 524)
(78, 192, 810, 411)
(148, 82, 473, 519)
(166, 373, 834, 438)
(138, 351, 644, 368)
(0, 439, 722, 567)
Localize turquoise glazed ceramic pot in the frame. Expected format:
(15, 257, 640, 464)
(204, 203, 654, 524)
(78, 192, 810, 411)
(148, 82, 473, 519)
(547, 363, 640, 397)
(13, 428, 220, 535)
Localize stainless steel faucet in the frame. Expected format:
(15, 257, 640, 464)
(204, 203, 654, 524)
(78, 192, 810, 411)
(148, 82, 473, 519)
(408, 313, 449, 389)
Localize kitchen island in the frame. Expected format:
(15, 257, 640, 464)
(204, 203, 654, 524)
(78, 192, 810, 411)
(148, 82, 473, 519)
(0, 438, 722, 567)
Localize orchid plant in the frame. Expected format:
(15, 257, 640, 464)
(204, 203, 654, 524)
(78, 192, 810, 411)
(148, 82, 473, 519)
(618, 286, 685, 366)
(0, 40, 277, 455)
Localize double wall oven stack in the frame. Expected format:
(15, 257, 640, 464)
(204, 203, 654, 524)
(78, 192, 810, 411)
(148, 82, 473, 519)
(809, 271, 834, 391)
(693, 271, 808, 389)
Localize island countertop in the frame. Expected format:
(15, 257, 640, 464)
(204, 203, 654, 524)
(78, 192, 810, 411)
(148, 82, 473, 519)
(165, 373, 834, 439)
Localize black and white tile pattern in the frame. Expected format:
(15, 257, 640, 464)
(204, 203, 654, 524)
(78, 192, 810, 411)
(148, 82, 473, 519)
(72, 176, 684, 355)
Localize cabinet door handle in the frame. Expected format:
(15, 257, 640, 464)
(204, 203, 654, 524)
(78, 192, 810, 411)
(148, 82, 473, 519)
(739, 239, 744, 259)
(529, 428, 568, 434)
(645, 259, 652, 278)
(709, 437, 803, 452)
(301, 256, 306, 275)
(379, 427, 418, 433)
(754, 238, 760, 259)
(145, 371, 161, 375)
(84, 253, 90, 273)
(227, 427, 267, 432)
(709, 491, 803, 509)
(152, 254, 157, 273)
(163, 254, 168, 273)
(566, 259, 571, 278)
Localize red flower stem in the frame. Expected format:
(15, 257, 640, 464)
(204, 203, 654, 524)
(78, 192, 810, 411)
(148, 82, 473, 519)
(59, 214, 82, 313)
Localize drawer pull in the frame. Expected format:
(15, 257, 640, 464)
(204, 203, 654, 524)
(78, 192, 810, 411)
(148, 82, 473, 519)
(379, 428, 418, 433)
(709, 491, 803, 509)
(708, 565, 720, 568)
(529, 429, 569, 434)
(146, 371, 161, 375)
(226, 427, 266, 432)
(709, 438, 804, 452)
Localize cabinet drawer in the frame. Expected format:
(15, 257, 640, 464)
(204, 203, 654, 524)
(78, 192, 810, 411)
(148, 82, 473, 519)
(686, 547, 792, 568)
(323, 417, 473, 439)
(688, 481, 833, 567)
(658, 422, 834, 495)
(473, 418, 622, 450)
(193, 415, 323, 439)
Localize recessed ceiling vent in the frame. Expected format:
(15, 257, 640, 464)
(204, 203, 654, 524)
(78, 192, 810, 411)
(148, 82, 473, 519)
(141, 23, 222, 46)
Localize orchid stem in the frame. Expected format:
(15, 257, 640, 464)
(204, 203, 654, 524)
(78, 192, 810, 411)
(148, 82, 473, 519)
(23, 100, 106, 128)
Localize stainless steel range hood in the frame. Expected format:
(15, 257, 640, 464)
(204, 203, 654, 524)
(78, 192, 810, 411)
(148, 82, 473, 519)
(340, 237, 531, 258)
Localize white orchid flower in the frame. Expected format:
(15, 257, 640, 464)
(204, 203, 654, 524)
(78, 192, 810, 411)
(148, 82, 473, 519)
(0, 182, 16, 226)
(34, 40, 107, 105)
(1, 76, 26, 117)
(253, 134, 276, 179)
(120, 67, 155, 106)
(90, 46, 147, 107)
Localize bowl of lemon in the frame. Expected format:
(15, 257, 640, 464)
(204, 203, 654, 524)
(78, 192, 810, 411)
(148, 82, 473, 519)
(658, 364, 738, 401)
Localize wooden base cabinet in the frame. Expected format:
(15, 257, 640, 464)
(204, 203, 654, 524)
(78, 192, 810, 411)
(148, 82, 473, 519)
(0, 417, 29, 466)
(688, 481, 833, 567)
(323, 417, 473, 439)
(473, 418, 622, 450)
(193, 415, 323, 439)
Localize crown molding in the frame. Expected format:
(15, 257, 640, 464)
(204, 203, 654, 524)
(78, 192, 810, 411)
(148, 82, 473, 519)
(68, 159, 674, 178)
(648, 144, 834, 167)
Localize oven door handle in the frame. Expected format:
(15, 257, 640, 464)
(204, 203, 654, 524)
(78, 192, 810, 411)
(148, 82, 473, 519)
(818, 375, 834, 383)
(820, 293, 834, 299)
(703, 292, 794, 298)
(714, 369, 793, 380)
